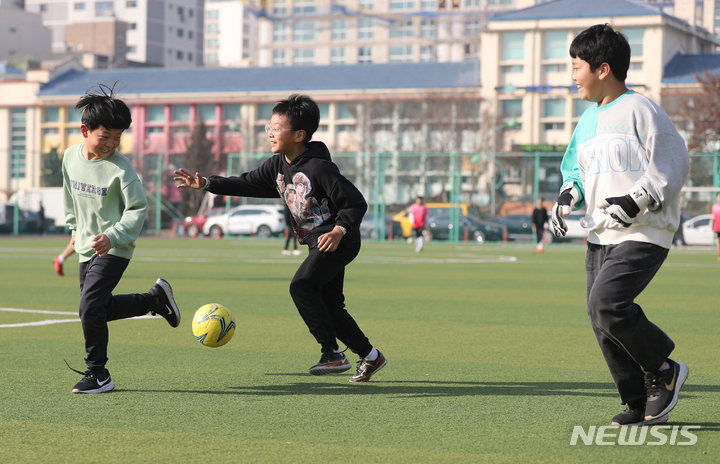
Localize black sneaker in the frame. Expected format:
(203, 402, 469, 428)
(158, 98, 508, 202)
(149, 278, 181, 328)
(72, 369, 115, 394)
(350, 351, 387, 383)
(309, 351, 351, 375)
(611, 401, 669, 426)
(644, 359, 689, 421)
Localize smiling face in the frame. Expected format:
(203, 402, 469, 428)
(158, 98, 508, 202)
(268, 113, 308, 162)
(571, 57, 603, 103)
(82, 124, 123, 160)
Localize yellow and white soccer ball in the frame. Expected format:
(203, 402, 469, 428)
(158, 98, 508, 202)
(191, 303, 236, 348)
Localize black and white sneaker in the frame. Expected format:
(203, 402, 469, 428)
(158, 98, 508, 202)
(611, 401, 669, 426)
(71, 369, 115, 394)
(644, 359, 689, 421)
(149, 278, 181, 328)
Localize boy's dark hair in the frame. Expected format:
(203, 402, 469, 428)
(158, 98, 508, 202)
(272, 94, 320, 146)
(75, 82, 132, 131)
(569, 24, 630, 82)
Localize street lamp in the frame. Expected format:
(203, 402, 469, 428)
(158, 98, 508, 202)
(490, 118, 516, 219)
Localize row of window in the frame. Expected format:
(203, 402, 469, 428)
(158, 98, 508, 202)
(269, 44, 435, 65)
(267, 18, 479, 43)
(501, 28, 644, 62)
(265, 0, 510, 14)
(500, 98, 593, 119)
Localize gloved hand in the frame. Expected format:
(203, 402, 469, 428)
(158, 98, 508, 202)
(551, 185, 579, 237)
(596, 185, 651, 228)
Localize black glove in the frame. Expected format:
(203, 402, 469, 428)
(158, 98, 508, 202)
(596, 185, 651, 228)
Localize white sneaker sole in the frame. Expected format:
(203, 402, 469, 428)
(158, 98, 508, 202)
(72, 380, 115, 394)
(645, 362, 689, 420)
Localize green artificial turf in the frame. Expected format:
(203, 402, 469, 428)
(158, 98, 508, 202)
(0, 236, 718, 463)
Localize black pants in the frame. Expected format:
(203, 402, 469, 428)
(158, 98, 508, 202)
(78, 254, 156, 372)
(285, 227, 297, 250)
(585, 241, 675, 405)
(289, 239, 372, 357)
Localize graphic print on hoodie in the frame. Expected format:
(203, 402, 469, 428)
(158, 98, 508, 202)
(276, 171, 331, 234)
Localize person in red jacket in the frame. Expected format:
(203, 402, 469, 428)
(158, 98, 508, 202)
(409, 196, 428, 252)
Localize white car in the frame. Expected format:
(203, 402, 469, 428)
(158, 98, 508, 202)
(563, 210, 588, 241)
(203, 205, 286, 239)
(681, 214, 715, 246)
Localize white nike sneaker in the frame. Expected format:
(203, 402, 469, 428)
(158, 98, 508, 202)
(71, 369, 115, 394)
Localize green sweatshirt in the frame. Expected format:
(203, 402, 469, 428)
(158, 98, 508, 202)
(62, 143, 147, 262)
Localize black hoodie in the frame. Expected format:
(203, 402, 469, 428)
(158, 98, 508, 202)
(204, 141, 367, 247)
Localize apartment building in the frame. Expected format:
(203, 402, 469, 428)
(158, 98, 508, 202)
(23, 0, 204, 66)
(204, 0, 258, 66)
(480, 0, 717, 151)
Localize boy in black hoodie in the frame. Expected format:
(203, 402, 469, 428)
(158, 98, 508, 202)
(174, 94, 386, 382)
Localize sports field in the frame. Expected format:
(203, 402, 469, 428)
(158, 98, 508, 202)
(1, 236, 718, 463)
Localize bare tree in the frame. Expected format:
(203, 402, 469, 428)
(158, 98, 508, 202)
(180, 120, 216, 216)
(673, 71, 720, 153)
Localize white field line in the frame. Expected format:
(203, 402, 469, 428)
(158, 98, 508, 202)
(0, 307, 156, 328)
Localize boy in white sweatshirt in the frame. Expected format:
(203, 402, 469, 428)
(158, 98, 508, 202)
(550, 24, 690, 426)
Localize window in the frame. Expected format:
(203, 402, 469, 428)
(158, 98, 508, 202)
(207, 10, 218, 19)
(273, 23, 287, 42)
(389, 45, 412, 62)
(197, 104, 216, 122)
(420, 19, 435, 38)
(171, 105, 190, 122)
(331, 47, 345, 64)
(66, 106, 83, 122)
(205, 53, 218, 64)
(43, 128, 60, 136)
(39, 3, 47, 11)
(358, 19, 373, 40)
(623, 28, 644, 57)
(544, 30, 566, 59)
(293, 48, 315, 66)
(390, 20, 413, 38)
(389, 0, 413, 10)
(488, 0, 512, 4)
(177, 28, 184, 37)
(543, 99, 565, 118)
(257, 103, 274, 120)
(43, 107, 60, 123)
(420, 45, 433, 62)
(358, 46, 372, 64)
(421, 0, 436, 8)
(146, 126, 164, 136)
(74, 2, 85, 10)
(293, 0, 316, 14)
(127, 45, 137, 53)
(95, 1, 113, 16)
(223, 104, 241, 121)
(207, 38, 218, 49)
(358, 0, 373, 9)
(272, 49, 286, 66)
(573, 99, 593, 117)
(293, 21, 316, 42)
(464, 20, 480, 37)
(500, 65, 523, 73)
(146, 105, 165, 122)
(544, 63, 566, 73)
(629, 62, 643, 71)
(318, 102, 330, 119)
(128, 23, 137, 30)
(126, 0, 136, 6)
(207, 23, 218, 34)
(465, 0, 479, 6)
(544, 122, 565, 131)
(337, 102, 357, 119)
(501, 100, 522, 118)
(10, 108, 26, 179)
(176, 50, 184, 59)
(502, 31, 524, 61)
(332, 19, 346, 41)
(188, 30, 193, 39)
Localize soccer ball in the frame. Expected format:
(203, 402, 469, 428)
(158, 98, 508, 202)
(191, 303, 236, 348)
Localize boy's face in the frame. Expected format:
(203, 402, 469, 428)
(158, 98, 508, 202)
(268, 114, 305, 155)
(82, 124, 123, 160)
(572, 57, 603, 102)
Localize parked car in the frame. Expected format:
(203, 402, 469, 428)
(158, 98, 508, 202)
(0, 203, 54, 234)
(392, 203, 470, 238)
(203, 205, 285, 239)
(427, 213, 506, 243)
(681, 214, 714, 246)
(558, 210, 587, 242)
(360, 214, 404, 240)
(184, 207, 226, 238)
(493, 214, 550, 242)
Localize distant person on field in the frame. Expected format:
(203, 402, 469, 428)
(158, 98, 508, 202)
(37, 202, 45, 236)
(711, 192, 720, 259)
(282, 204, 301, 256)
(531, 197, 548, 253)
(409, 196, 428, 252)
(550, 24, 689, 426)
(54, 241, 76, 276)
(174, 94, 386, 382)
(62, 84, 181, 394)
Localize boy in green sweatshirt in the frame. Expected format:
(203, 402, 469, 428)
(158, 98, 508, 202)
(63, 84, 181, 393)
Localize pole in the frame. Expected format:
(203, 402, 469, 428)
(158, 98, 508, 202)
(155, 148, 162, 235)
(490, 130, 496, 219)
